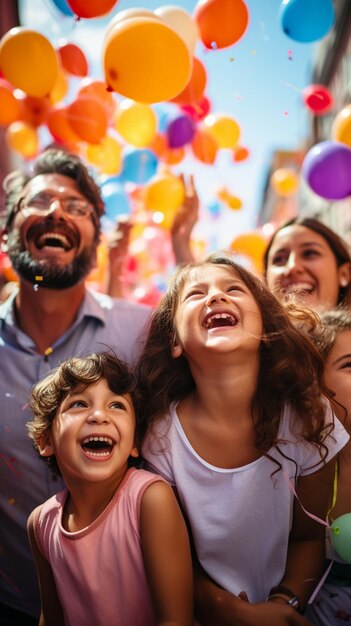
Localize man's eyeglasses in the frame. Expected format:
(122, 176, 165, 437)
(17, 193, 95, 220)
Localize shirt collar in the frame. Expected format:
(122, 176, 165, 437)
(0, 286, 107, 327)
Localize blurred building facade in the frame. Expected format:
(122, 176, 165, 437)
(258, 0, 351, 246)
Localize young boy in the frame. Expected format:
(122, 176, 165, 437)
(27, 352, 193, 626)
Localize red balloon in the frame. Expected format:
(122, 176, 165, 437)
(67, 0, 119, 18)
(58, 42, 88, 76)
(16, 92, 51, 127)
(302, 84, 334, 116)
(181, 95, 211, 122)
(194, 0, 249, 49)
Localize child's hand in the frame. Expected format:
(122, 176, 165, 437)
(171, 174, 199, 264)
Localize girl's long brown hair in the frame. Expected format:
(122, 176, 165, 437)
(137, 252, 334, 460)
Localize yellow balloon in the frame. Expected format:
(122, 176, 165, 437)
(332, 104, 351, 147)
(230, 232, 267, 274)
(0, 28, 59, 97)
(49, 69, 68, 105)
(155, 6, 199, 54)
(103, 17, 192, 104)
(86, 135, 123, 175)
(204, 114, 241, 149)
(217, 188, 242, 210)
(144, 173, 185, 226)
(6, 121, 39, 158)
(270, 168, 299, 197)
(114, 99, 157, 147)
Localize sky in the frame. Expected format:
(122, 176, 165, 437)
(18, 0, 317, 248)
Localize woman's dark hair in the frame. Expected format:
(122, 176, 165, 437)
(28, 352, 141, 476)
(263, 217, 351, 306)
(2, 149, 104, 240)
(137, 251, 334, 462)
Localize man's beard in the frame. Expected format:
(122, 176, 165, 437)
(6, 230, 97, 289)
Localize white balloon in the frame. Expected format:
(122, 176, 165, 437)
(155, 5, 199, 54)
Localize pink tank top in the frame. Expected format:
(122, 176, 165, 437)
(35, 468, 165, 626)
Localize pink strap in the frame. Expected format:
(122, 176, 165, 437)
(282, 470, 333, 603)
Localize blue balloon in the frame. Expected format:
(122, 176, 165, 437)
(121, 149, 158, 184)
(279, 0, 335, 43)
(101, 182, 131, 221)
(302, 141, 351, 200)
(52, 0, 74, 16)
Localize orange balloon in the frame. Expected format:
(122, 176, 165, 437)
(172, 57, 207, 105)
(6, 121, 39, 158)
(229, 231, 266, 273)
(103, 17, 192, 104)
(78, 79, 116, 120)
(57, 42, 88, 77)
(194, 0, 249, 49)
(16, 92, 51, 127)
(67, 96, 108, 144)
(47, 106, 81, 148)
(233, 145, 250, 162)
(332, 104, 351, 148)
(191, 126, 219, 164)
(49, 69, 68, 105)
(0, 28, 59, 97)
(0, 80, 20, 126)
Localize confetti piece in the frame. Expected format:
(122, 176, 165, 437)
(33, 284, 39, 292)
(229, 57, 235, 62)
(284, 111, 289, 116)
(35, 275, 43, 281)
(8, 498, 15, 505)
(0, 453, 21, 477)
(21, 402, 29, 411)
(44, 347, 53, 356)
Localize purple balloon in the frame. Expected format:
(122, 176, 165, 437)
(302, 141, 351, 200)
(166, 113, 195, 148)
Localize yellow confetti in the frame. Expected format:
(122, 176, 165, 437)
(44, 347, 53, 356)
(35, 276, 43, 281)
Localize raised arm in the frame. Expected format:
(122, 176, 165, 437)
(140, 480, 193, 626)
(171, 174, 199, 265)
(27, 507, 65, 626)
(107, 217, 133, 298)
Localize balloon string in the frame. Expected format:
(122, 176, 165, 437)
(280, 81, 326, 100)
(282, 469, 334, 603)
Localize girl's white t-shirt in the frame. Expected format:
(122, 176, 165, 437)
(142, 402, 349, 603)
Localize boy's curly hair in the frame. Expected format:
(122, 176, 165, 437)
(28, 352, 142, 476)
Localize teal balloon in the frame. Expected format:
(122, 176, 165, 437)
(121, 149, 158, 184)
(52, 0, 74, 16)
(101, 182, 131, 221)
(331, 514, 351, 563)
(279, 0, 335, 43)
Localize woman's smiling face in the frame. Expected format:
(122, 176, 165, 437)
(266, 224, 349, 309)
